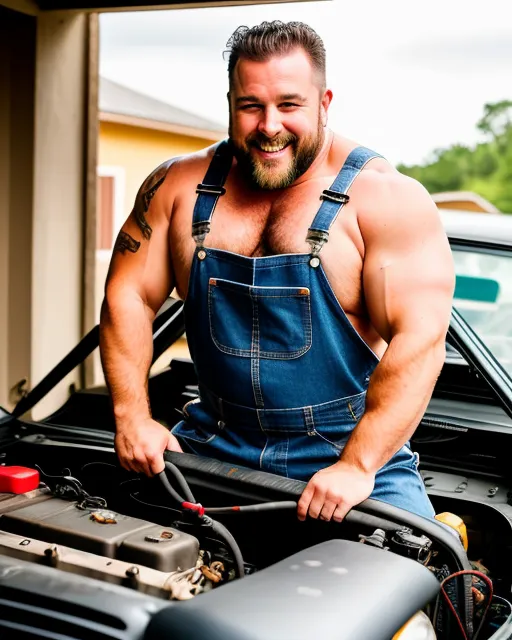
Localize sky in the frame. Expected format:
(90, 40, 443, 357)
(99, 0, 512, 166)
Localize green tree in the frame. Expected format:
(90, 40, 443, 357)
(477, 100, 512, 147)
(398, 101, 512, 213)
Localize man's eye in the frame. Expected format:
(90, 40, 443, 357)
(280, 103, 299, 109)
(239, 104, 262, 111)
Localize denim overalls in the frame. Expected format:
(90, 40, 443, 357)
(172, 141, 435, 519)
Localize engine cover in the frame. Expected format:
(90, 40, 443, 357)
(0, 494, 199, 572)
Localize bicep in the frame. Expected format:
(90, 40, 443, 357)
(105, 163, 176, 315)
(362, 181, 455, 344)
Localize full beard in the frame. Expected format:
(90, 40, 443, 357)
(229, 120, 324, 191)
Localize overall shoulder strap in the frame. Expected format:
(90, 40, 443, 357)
(306, 146, 382, 257)
(192, 140, 233, 247)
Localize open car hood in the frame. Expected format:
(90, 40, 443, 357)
(445, 307, 512, 422)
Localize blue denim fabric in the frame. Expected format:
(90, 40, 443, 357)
(172, 142, 435, 520)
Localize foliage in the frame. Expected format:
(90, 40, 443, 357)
(398, 101, 512, 213)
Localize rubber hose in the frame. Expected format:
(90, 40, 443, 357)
(158, 469, 185, 504)
(207, 516, 245, 579)
(164, 460, 196, 503)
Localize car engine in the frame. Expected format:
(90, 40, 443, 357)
(0, 456, 511, 640)
(0, 489, 217, 600)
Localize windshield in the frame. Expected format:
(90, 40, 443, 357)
(451, 245, 512, 378)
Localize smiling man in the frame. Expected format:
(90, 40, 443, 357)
(100, 21, 455, 522)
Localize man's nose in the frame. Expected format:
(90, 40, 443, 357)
(258, 107, 283, 138)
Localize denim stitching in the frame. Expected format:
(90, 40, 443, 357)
(325, 156, 378, 231)
(259, 435, 269, 469)
(259, 427, 310, 434)
(304, 406, 315, 436)
(206, 248, 311, 268)
(206, 253, 255, 269)
(251, 289, 265, 409)
(277, 437, 290, 478)
(205, 387, 367, 414)
(208, 284, 252, 357)
(211, 277, 312, 297)
(317, 265, 380, 362)
(312, 429, 344, 453)
(208, 281, 313, 360)
(256, 407, 266, 433)
(171, 421, 218, 445)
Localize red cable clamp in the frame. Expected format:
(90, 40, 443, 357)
(182, 501, 205, 517)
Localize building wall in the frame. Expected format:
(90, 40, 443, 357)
(0, 6, 36, 411)
(93, 121, 216, 382)
(98, 121, 217, 221)
(31, 12, 89, 419)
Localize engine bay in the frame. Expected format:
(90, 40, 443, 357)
(1, 442, 512, 640)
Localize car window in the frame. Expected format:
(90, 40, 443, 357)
(451, 246, 512, 377)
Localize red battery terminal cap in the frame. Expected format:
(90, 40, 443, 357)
(0, 466, 40, 494)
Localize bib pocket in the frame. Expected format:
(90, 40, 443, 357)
(208, 278, 312, 360)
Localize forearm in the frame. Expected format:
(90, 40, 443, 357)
(340, 333, 446, 474)
(99, 288, 155, 426)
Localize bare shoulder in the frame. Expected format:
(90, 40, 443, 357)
(172, 142, 221, 172)
(354, 161, 443, 247)
(118, 143, 220, 251)
(137, 143, 221, 211)
(328, 135, 435, 219)
(168, 143, 221, 187)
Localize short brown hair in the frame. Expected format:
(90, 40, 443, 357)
(225, 21, 326, 89)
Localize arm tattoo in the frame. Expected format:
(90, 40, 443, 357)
(114, 231, 141, 254)
(131, 159, 174, 240)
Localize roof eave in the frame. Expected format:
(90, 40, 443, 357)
(99, 110, 226, 142)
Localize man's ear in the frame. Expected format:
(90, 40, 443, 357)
(321, 89, 333, 127)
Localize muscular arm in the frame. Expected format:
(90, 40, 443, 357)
(298, 173, 454, 522)
(340, 176, 454, 474)
(99, 159, 180, 474)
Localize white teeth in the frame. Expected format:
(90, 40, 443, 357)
(259, 143, 286, 153)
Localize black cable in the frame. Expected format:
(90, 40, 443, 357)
(157, 465, 245, 578)
(159, 462, 298, 515)
(130, 491, 182, 515)
(80, 461, 119, 472)
(164, 461, 196, 503)
(158, 468, 185, 504)
(205, 515, 245, 579)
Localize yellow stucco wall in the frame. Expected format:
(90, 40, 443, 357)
(98, 121, 219, 221)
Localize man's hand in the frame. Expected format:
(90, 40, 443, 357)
(115, 418, 183, 476)
(297, 461, 375, 523)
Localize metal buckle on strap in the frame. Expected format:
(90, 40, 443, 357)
(320, 189, 350, 204)
(306, 229, 329, 259)
(196, 184, 226, 196)
(192, 221, 211, 249)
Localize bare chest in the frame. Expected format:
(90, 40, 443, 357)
(213, 192, 317, 257)
(171, 185, 366, 316)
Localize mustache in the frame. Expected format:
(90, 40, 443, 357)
(246, 132, 297, 148)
